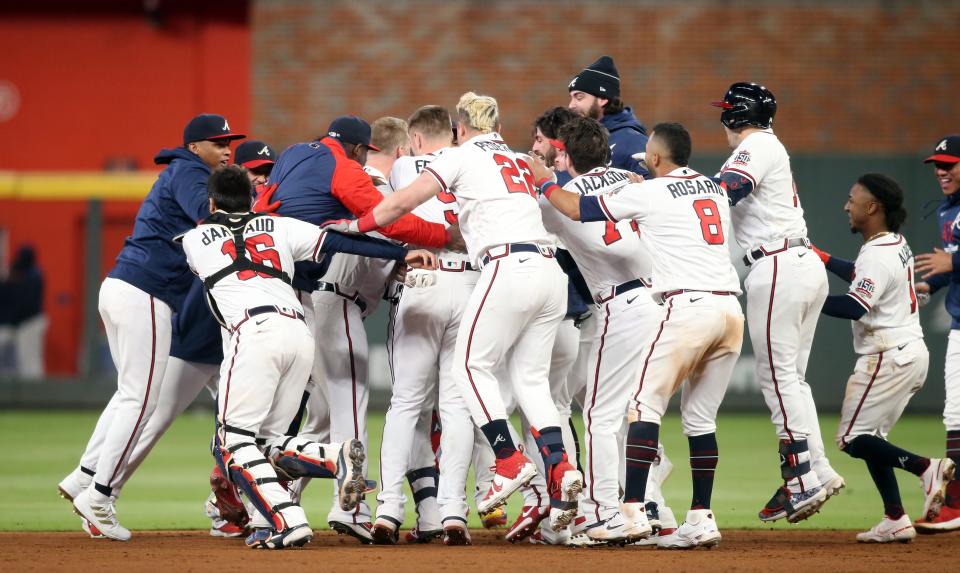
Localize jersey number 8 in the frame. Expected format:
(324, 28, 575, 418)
(692, 198, 725, 245)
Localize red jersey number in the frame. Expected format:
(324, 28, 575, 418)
(494, 153, 536, 198)
(437, 190, 459, 224)
(221, 233, 283, 280)
(602, 220, 641, 246)
(692, 198, 725, 245)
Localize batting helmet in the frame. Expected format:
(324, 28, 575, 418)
(711, 82, 777, 130)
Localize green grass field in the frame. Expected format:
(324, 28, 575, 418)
(1, 410, 945, 532)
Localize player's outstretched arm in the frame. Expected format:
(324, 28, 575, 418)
(811, 244, 855, 282)
(316, 229, 410, 262)
(821, 294, 868, 320)
(349, 172, 442, 236)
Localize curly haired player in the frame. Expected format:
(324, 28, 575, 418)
(814, 173, 954, 543)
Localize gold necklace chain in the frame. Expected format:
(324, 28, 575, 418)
(866, 231, 893, 243)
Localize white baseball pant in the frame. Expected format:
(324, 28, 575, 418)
(378, 267, 478, 526)
(77, 278, 172, 493)
(217, 312, 319, 530)
(836, 339, 929, 447)
(631, 292, 744, 432)
(311, 289, 371, 524)
(745, 249, 839, 485)
(112, 357, 219, 493)
(452, 252, 567, 432)
(581, 291, 662, 523)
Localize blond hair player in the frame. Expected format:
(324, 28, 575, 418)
(323, 92, 584, 534)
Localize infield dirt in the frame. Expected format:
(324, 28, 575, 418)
(1, 529, 954, 572)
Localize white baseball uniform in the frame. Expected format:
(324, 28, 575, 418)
(835, 234, 928, 446)
(541, 166, 661, 524)
(376, 152, 477, 528)
(181, 212, 405, 531)
(422, 132, 567, 433)
(583, 167, 744, 430)
(720, 129, 839, 489)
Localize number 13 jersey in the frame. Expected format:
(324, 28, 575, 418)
(580, 167, 741, 300)
(422, 132, 554, 264)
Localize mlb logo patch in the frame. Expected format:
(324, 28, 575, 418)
(855, 277, 875, 299)
(732, 150, 751, 166)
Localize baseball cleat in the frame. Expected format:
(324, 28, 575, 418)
(758, 485, 828, 523)
(329, 520, 374, 544)
(821, 474, 846, 499)
(633, 526, 677, 547)
(657, 509, 721, 549)
(621, 502, 654, 542)
(72, 489, 131, 542)
(477, 451, 537, 514)
(856, 515, 916, 544)
(371, 518, 399, 545)
(335, 439, 368, 513)
(210, 519, 248, 538)
(565, 531, 608, 547)
(57, 470, 89, 503)
(442, 522, 472, 546)
(505, 504, 549, 543)
(479, 506, 508, 529)
(547, 461, 583, 531)
(81, 518, 105, 539)
(644, 501, 662, 533)
(920, 458, 956, 521)
(915, 505, 960, 533)
(246, 523, 313, 549)
(404, 527, 443, 544)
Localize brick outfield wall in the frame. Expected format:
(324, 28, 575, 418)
(251, 1, 959, 156)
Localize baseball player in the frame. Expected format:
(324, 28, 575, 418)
(374, 106, 479, 545)
(531, 115, 662, 545)
(712, 82, 844, 522)
(536, 122, 744, 549)
(567, 55, 648, 177)
(914, 134, 960, 532)
(58, 114, 246, 541)
(326, 92, 584, 534)
(179, 165, 437, 549)
(813, 173, 954, 543)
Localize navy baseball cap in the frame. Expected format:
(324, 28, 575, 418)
(234, 140, 276, 169)
(183, 114, 246, 146)
(925, 135, 960, 165)
(326, 115, 381, 151)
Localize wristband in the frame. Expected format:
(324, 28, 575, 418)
(811, 244, 831, 264)
(356, 213, 379, 233)
(542, 183, 560, 199)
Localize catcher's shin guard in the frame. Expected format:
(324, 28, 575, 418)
(267, 436, 337, 480)
(220, 426, 300, 531)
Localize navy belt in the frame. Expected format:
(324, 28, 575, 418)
(316, 280, 367, 313)
(743, 237, 810, 267)
(594, 278, 649, 305)
(480, 243, 555, 267)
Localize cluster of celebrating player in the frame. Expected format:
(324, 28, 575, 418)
(56, 55, 960, 549)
